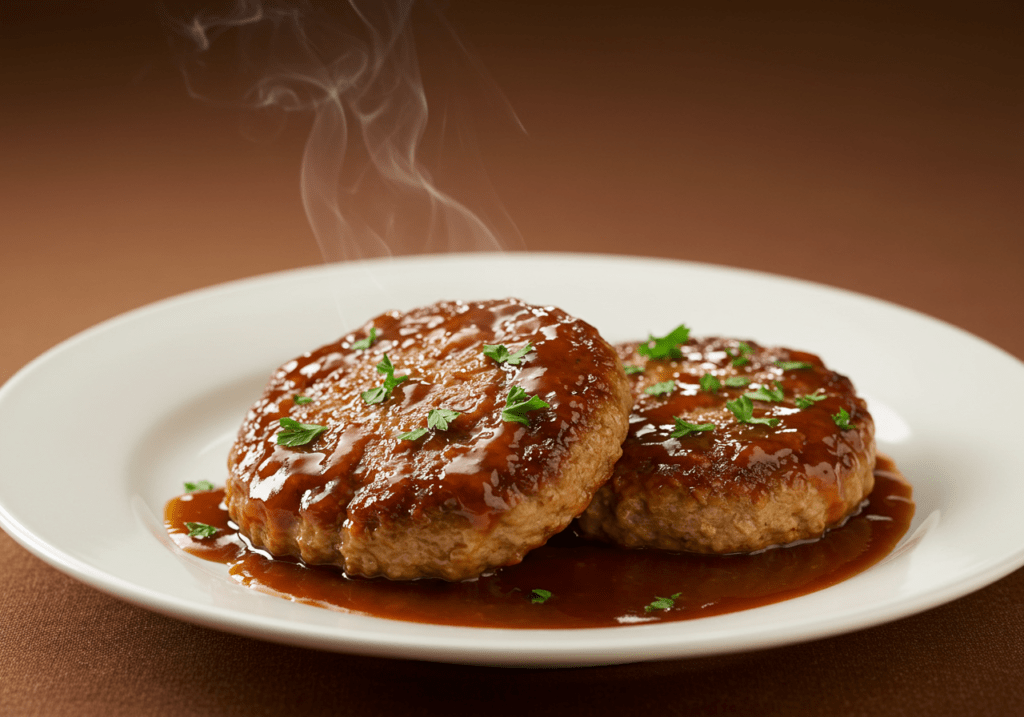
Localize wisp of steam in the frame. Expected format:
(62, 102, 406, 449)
(163, 0, 522, 266)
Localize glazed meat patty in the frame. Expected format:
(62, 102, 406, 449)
(576, 335, 876, 554)
(226, 298, 632, 581)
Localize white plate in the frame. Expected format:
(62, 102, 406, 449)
(2, 253, 1023, 667)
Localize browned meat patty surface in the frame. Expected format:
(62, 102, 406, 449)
(576, 335, 875, 554)
(226, 298, 632, 581)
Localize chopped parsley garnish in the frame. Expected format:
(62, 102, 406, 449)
(644, 380, 676, 397)
(184, 480, 214, 493)
(427, 408, 460, 431)
(530, 588, 552, 604)
(293, 394, 313, 405)
(398, 427, 429, 441)
(644, 592, 681, 613)
(623, 364, 644, 375)
(399, 408, 462, 441)
(185, 522, 218, 539)
(670, 417, 715, 438)
(700, 373, 721, 393)
(795, 389, 827, 409)
(726, 342, 753, 367)
(483, 342, 533, 366)
(726, 395, 780, 427)
(361, 354, 409, 405)
(276, 417, 329, 446)
(351, 327, 377, 351)
(502, 386, 550, 426)
(636, 324, 690, 360)
(774, 358, 815, 368)
(832, 408, 854, 430)
(744, 382, 785, 403)
(775, 360, 813, 370)
(700, 374, 751, 394)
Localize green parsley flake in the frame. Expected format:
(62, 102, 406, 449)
(644, 380, 676, 397)
(184, 480, 215, 493)
(276, 417, 329, 446)
(644, 592, 681, 613)
(502, 386, 550, 426)
(483, 342, 533, 366)
(832, 408, 854, 430)
(775, 360, 814, 370)
(623, 364, 644, 375)
(530, 588, 552, 604)
(700, 373, 721, 393)
(744, 382, 785, 403)
(723, 376, 752, 388)
(427, 408, 460, 431)
(636, 324, 690, 360)
(361, 354, 409, 405)
(726, 395, 780, 427)
(795, 389, 827, 409)
(185, 522, 218, 539)
(293, 394, 313, 405)
(727, 342, 754, 367)
(398, 427, 429, 441)
(399, 408, 461, 441)
(351, 327, 377, 351)
(670, 417, 715, 438)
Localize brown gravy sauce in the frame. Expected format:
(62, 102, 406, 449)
(165, 455, 913, 629)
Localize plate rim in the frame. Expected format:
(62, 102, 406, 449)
(2, 251, 1024, 667)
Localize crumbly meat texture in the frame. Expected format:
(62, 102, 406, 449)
(226, 298, 632, 581)
(576, 337, 876, 554)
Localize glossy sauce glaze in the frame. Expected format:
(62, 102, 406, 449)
(617, 338, 871, 507)
(579, 337, 877, 554)
(165, 455, 913, 629)
(225, 299, 631, 581)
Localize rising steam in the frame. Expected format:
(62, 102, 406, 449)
(163, 0, 522, 263)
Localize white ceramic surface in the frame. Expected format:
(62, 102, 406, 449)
(2, 253, 1023, 667)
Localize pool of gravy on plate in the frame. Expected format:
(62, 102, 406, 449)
(164, 456, 913, 629)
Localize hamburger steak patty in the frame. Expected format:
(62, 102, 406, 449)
(226, 298, 632, 581)
(577, 336, 876, 554)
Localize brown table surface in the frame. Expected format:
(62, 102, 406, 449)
(2, 2, 1023, 715)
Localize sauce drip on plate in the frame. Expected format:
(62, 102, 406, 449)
(165, 456, 913, 629)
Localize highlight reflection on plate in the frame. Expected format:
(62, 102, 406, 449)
(1, 253, 1023, 667)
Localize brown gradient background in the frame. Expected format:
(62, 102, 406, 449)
(2, 1, 1022, 715)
